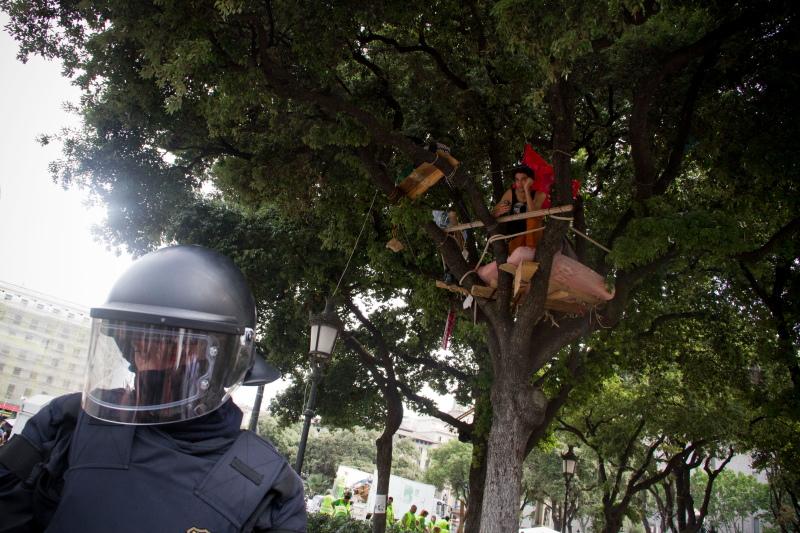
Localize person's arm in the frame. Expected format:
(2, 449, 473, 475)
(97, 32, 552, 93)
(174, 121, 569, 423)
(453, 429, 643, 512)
(492, 189, 513, 217)
(522, 178, 547, 212)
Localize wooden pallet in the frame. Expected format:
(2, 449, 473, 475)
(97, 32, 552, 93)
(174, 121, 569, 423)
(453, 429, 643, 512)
(397, 150, 460, 200)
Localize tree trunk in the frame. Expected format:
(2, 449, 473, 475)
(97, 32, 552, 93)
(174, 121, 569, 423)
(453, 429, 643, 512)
(458, 500, 467, 533)
(601, 509, 625, 533)
(478, 383, 545, 532)
(464, 424, 488, 533)
(373, 430, 392, 533)
(372, 381, 403, 533)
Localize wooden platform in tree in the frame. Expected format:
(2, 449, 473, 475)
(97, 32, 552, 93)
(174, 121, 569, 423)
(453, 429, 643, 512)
(435, 261, 605, 314)
(397, 150, 460, 200)
(513, 261, 604, 313)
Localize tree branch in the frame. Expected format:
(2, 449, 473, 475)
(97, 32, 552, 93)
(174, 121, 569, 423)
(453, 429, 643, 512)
(738, 217, 800, 264)
(359, 32, 469, 90)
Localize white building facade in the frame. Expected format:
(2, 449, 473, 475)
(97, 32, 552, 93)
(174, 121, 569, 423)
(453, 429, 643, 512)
(0, 281, 91, 413)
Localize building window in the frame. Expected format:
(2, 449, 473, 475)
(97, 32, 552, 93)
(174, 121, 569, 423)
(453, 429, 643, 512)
(13, 313, 23, 324)
(24, 388, 32, 397)
(3, 293, 12, 300)
(25, 333, 34, 341)
(30, 372, 37, 381)
(45, 376, 53, 385)
(51, 359, 60, 368)
(5, 384, 15, 398)
(21, 299, 29, 306)
(12, 367, 22, 376)
(36, 303, 44, 309)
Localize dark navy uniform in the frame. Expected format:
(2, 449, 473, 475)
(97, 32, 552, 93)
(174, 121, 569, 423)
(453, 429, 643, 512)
(1, 246, 307, 532)
(0, 394, 306, 532)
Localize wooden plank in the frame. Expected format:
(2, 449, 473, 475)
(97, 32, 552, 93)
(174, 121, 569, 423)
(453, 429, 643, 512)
(435, 280, 469, 296)
(513, 261, 539, 297)
(444, 205, 573, 233)
(547, 290, 571, 301)
(498, 263, 517, 275)
(470, 285, 496, 299)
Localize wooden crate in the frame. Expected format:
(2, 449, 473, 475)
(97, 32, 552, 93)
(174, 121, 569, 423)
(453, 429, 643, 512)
(397, 150, 459, 200)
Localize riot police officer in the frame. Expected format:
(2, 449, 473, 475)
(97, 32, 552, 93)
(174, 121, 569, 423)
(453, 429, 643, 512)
(0, 245, 306, 532)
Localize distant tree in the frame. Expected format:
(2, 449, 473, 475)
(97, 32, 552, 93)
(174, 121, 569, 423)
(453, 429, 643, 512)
(690, 470, 770, 533)
(257, 418, 423, 492)
(425, 440, 472, 500)
(425, 440, 472, 532)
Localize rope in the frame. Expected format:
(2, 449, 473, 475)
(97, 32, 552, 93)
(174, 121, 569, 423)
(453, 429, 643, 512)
(551, 149, 572, 158)
(571, 227, 612, 254)
(457, 225, 546, 286)
(548, 214, 612, 254)
(332, 191, 379, 297)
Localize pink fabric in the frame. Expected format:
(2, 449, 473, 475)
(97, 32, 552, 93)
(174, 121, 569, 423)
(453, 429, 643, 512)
(476, 247, 614, 302)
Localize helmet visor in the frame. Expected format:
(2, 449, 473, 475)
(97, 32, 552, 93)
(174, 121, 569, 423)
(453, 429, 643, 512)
(83, 320, 250, 424)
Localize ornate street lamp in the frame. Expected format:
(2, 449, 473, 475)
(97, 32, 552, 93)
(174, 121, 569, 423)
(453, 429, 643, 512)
(561, 445, 578, 533)
(294, 299, 342, 474)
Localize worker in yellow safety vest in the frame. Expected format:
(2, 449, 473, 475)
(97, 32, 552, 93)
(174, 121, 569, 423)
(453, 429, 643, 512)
(435, 516, 450, 531)
(416, 509, 430, 531)
(332, 491, 352, 518)
(400, 504, 418, 530)
(386, 496, 395, 524)
(319, 491, 335, 515)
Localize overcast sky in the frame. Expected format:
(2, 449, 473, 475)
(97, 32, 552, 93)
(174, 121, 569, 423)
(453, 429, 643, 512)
(0, 16, 133, 308)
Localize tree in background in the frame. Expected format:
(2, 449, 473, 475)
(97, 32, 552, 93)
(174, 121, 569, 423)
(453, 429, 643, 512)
(520, 447, 570, 529)
(425, 440, 472, 530)
(691, 470, 770, 533)
(258, 418, 423, 494)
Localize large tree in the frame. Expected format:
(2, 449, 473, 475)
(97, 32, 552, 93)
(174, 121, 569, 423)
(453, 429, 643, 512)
(3, 1, 799, 530)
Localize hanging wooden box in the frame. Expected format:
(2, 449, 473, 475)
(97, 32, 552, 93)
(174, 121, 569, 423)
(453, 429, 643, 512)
(397, 150, 460, 200)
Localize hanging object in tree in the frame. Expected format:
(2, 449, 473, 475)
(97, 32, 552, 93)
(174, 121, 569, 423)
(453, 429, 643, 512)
(441, 306, 457, 350)
(397, 149, 459, 200)
(386, 226, 405, 253)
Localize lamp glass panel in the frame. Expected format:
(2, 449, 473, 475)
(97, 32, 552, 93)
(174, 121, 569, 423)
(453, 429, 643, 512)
(563, 458, 577, 475)
(316, 323, 339, 355)
(309, 324, 320, 352)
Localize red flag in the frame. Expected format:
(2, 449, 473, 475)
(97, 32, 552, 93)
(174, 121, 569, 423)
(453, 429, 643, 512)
(521, 143, 580, 207)
(441, 307, 456, 350)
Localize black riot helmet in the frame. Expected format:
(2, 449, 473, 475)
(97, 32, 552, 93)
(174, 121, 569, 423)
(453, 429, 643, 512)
(83, 245, 278, 425)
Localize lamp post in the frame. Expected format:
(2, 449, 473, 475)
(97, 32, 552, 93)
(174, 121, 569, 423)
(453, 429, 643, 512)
(294, 299, 341, 474)
(561, 445, 578, 533)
